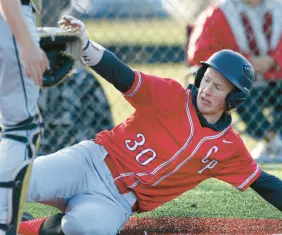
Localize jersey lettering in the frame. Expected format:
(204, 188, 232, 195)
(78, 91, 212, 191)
(198, 146, 219, 174)
(201, 146, 218, 163)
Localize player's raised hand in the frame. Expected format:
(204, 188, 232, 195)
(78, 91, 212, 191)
(19, 42, 50, 86)
(58, 15, 89, 48)
(58, 15, 85, 32)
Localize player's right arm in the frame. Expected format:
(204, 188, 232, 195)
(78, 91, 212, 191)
(58, 15, 135, 93)
(0, 0, 49, 86)
(58, 16, 185, 110)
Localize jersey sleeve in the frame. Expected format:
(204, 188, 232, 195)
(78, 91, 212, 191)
(122, 70, 186, 112)
(213, 143, 262, 191)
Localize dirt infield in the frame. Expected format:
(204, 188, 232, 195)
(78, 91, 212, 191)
(120, 217, 282, 234)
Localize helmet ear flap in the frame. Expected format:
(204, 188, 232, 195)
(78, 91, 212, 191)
(194, 65, 208, 88)
(226, 89, 248, 110)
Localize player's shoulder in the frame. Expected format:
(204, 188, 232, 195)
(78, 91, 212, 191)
(136, 70, 174, 81)
(223, 126, 245, 146)
(136, 70, 185, 90)
(220, 127, 250, 159)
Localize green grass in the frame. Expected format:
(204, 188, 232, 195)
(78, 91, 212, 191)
(25, 164, 282, 219)
(84, 19, 186, 46)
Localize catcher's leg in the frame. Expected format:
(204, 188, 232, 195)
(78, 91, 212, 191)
(0, 116, 42, 234)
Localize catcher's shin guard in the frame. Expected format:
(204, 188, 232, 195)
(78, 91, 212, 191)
(0, 115, 43, 234)
(0, 161, 33, 234)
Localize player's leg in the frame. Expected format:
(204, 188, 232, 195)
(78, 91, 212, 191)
(26, 140, 136, 234)
(60, 142, 136, 235)
(20, 194, 132, 235)
(62, 194, 132, 235)
(0, 4, 41, 234)
(26, 140, 112, 203)
(18, 139, 105, 235)
(27, 145, 92, 203)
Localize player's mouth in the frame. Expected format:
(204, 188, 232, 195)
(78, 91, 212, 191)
(201, 97, 211, 106)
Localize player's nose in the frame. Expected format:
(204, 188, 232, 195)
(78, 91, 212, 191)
(203, 83, 213, 95)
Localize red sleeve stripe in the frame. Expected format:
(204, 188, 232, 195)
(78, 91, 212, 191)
(123, 71, 142, 97)
(236, 163, 260, 190)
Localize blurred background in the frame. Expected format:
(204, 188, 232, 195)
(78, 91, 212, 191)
(37, 0, 282, 164)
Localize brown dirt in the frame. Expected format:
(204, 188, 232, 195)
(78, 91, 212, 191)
(120, 217, 282, 235)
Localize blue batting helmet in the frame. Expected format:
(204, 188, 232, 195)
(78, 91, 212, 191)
(194, 49, 255, 110)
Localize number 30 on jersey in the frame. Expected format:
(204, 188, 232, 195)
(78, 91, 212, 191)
(125, 133, 157, 166)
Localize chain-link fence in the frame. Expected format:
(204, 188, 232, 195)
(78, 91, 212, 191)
(38, 0, 282, 163)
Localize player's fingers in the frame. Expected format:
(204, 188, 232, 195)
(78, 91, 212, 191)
(28, 64, 42, 86)
(62, 15, 75, 21)
(60, 15, 78, 26)
(30, 65, 39, 85)
(62, 16, 83, 27)
(26, 64, 36, 84)
(23, 65, 31, 78)
(40, 49, 50, 71)
(39, 58, 47, 74)
(58, 17, 83, 30)
(34, 64, 43, 86)
(58, 21, 72, 28)
(61, 24, 68, 31)
(67, 25, 80, 32)
(60, 22, 77, 32)
(69, 18, 82, 26)
(57, 19, 66, 25)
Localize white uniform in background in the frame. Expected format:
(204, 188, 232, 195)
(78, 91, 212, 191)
(0, 1, 43, 234)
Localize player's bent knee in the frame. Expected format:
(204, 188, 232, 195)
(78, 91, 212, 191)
(62, 213, 120, 235)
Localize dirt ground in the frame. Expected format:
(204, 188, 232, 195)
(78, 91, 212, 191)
(120, 217, 282, 235)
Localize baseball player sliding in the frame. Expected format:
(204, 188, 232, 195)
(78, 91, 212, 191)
(19, 16, 282, 235)
(0, 0, 49, 234)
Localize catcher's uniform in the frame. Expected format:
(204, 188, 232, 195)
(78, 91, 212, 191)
(0, 2, 42, 234)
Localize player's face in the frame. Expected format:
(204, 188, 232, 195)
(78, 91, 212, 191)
(197, 67, 234, 124)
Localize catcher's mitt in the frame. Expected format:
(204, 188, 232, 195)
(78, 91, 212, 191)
(37, 27, 82, 87)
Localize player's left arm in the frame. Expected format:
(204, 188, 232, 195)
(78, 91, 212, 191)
(250, 170, 282, 211)
(214, 138, 282, 212)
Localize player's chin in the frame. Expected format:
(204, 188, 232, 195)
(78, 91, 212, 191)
(198, 104, 212, 115)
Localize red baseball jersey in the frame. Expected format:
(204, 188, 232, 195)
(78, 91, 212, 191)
(95, 70, 261, 212)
